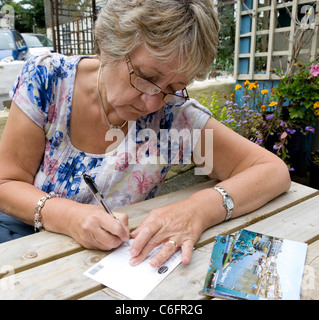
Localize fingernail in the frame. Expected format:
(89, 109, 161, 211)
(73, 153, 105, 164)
(129, 257, 138, 266)
(150, 258, 159, 268)
(130, 249, 138, 257)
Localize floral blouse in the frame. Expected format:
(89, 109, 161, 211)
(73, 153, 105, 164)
(10, 53, 211, 210)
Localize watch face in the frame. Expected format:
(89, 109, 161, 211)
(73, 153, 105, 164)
(225, 197, 234, 210)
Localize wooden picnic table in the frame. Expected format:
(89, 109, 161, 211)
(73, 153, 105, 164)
(0, 180, 318, 300)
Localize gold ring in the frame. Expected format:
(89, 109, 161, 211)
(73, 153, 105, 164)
(167, 240, 177, 247)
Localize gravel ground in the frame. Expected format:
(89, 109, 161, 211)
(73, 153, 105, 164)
(157, 166, 213, 196)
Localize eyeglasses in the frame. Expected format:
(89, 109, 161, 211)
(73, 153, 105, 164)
(126, 55, 189, 105)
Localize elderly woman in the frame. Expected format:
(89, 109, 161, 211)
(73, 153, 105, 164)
(0, 0, 290, 268)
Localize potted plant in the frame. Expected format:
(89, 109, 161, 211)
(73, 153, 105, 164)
(271, 61, 319, 125)
(201, 77, 318, 175)
(269, 61, 319, 175)
(232, 81, 315, 174)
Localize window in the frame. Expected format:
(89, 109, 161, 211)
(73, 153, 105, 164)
(0, 32, 15, 50)
(13, 31, 27, 49)
(234, 0, 319, 80)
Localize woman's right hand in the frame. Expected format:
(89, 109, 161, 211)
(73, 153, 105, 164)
(66, 203, 130, 250)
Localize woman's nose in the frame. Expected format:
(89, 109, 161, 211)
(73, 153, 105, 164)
(140, 93, 165, 112)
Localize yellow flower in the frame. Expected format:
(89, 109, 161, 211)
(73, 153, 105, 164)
(261, 89, 269, 95)
(243, 80, 250, 88)
(315, 109, 319, 116)
(249, 83, 257, 90)
(230, 93, 234, 100)
(314, 101, 319, 109)
(268, 101, 278, 107)
(261, 105, 266, 112)
(235, 84, 242, 91)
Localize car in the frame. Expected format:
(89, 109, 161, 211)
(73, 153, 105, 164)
(22, 33, 54, 56)
(0, 29, 29, 61)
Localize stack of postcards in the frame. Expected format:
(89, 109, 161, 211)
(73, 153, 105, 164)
(202, 229, 307, 300)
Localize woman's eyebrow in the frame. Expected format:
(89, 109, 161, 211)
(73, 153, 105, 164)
(137, 65, 165, 77)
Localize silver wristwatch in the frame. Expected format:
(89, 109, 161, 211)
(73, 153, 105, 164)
(213, 186, 234, 221)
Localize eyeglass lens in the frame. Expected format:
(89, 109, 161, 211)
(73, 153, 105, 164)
(127, 55, 188, 104)
(131, 75, 188, 104)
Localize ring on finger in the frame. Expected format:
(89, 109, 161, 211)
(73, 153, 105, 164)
(167, 239, 177, 247)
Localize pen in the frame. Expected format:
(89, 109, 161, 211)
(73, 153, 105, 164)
(82, 173, 118, 220)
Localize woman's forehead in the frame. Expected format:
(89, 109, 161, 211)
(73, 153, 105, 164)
(130, 46, 189, 84)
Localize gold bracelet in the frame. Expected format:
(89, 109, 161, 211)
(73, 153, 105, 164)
(34, 191, 60, 232)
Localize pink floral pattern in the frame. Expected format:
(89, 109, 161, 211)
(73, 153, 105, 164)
(48, 104, 57, 123)
(128, 170, 155, 197)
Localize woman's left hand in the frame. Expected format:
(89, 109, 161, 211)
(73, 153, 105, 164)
(129, 198, 207, 268)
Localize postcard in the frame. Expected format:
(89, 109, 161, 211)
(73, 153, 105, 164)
(84, 239, 182, 299)
(202, 229, 308, 300)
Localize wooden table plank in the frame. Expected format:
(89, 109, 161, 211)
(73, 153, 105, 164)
(245, 195, 319, 243)
(1, 190, 318, 300)
(0, 249, 107, 300)
(0, 231, 82, 278)
(0, 181, 317, 279)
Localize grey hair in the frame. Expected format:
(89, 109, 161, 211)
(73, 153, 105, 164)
(94, 0, 220, 81)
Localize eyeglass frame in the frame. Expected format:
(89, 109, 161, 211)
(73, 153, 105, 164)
(125, 54, 189, 104)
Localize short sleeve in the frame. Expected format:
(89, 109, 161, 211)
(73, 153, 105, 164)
(10, 54, 54, 129)
(180, 98, 212, 129)
(172, 98, 212, 132)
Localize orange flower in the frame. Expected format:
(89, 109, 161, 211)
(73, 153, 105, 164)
(222, 93, 227, 99)
(314, 101, 319, 109)
(235, 84, 242, 91)
(261, 105, 266, 112)
(268, 101, 278, 107)
(315, 109, 319, 116)
(261, 89, 269, 95)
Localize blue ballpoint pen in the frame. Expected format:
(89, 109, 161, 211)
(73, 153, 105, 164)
(82, 173, 118, 220)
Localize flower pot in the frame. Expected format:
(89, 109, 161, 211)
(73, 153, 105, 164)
(309, 151, 319, 190)
(286, 128, 313, 177)
(264, 128, 313, 177)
